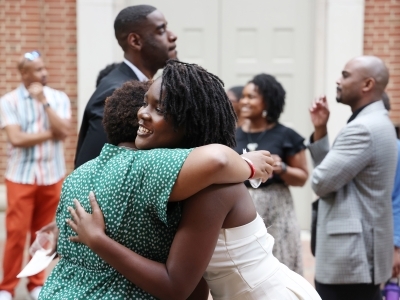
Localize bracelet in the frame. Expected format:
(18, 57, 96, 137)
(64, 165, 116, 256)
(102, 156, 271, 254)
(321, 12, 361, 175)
(242, 157, 256, 179)
(43, 102, 50, 109)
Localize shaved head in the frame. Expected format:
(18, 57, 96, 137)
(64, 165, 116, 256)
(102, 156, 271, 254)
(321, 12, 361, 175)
(350, 55, 389, 93)
(336, 55, 390, 110)
(17, 57, 47, 86)
(17, 55, 32, 72)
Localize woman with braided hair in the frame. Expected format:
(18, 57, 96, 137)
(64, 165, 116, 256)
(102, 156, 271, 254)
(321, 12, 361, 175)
(62, 60, 320, 300)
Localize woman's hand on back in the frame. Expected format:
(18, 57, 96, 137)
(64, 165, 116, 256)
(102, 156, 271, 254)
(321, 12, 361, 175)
(242, 150, 274, 182)
(66, 191, 106, 249)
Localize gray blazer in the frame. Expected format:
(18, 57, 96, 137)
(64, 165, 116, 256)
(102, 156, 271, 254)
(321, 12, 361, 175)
(308, 100, 397, 284)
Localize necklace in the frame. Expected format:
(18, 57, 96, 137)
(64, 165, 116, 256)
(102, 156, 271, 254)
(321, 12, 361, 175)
(246, 130, 268, 151)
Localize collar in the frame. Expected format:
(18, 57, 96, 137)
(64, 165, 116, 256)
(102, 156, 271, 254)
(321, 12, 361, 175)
(123, 59, 148, 82)
(347, 101, 376, 123)
(19, 84, 30, 99)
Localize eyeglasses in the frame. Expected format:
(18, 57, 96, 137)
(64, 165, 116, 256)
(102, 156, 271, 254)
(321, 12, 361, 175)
(24, 51, 40, 61)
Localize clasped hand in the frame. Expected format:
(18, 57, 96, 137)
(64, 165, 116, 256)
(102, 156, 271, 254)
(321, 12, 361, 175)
(242, 150, 274, 182)
(66, 191, 105, 248)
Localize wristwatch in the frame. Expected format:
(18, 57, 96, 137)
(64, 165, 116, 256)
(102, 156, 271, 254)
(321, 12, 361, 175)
(43, 102, 50, 109)
(281, 162, 287, 174)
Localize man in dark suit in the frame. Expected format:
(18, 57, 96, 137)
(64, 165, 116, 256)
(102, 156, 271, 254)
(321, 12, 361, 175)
(75, 5, 177, 168)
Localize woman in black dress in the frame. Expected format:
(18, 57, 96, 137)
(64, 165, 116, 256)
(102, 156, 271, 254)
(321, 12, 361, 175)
(234, 73, 309, 274)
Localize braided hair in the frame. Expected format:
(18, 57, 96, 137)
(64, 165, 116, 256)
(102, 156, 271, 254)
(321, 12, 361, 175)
(249, 74, 286, 123)
(160, 60, 237, 148)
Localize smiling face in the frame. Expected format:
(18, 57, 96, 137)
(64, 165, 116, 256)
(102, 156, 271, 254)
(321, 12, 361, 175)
(135, 78, 185, 150)
(239, 83, 266, 120)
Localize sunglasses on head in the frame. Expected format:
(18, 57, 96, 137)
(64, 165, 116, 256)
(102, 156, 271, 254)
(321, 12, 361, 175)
(24, 51, 40, 61)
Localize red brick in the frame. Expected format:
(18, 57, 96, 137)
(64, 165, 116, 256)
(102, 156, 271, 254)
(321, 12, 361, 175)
(0, 0, 77, 181)
(364, 0, 400, 125)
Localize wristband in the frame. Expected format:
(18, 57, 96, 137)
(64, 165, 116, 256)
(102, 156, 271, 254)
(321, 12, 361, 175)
(242, 157, 256, 179)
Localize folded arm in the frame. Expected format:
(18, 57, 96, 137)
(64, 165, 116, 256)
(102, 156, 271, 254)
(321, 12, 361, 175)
(311, 124, 372, 197)
(4, 125, 53, 147)
(44, 105, 71, 140)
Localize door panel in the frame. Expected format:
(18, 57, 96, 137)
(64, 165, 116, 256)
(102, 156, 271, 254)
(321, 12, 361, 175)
(127, 0, 219, 74)
(220, 0, 314, 131)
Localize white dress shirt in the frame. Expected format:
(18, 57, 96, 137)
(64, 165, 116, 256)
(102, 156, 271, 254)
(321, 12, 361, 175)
(123, 58, 148, 82)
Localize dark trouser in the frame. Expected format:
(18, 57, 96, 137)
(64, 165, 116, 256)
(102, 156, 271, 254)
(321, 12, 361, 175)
(315, 280, 382, 300)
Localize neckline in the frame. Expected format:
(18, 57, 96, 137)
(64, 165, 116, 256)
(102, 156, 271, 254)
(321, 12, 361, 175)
(241, 122, 277, 134)
(119, 145, 137, 151)
(245, 130, 269, 152)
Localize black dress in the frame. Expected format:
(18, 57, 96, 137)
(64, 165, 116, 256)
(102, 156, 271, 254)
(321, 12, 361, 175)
(234, 123, 306, 274)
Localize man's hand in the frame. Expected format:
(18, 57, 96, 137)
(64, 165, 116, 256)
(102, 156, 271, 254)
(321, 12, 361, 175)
(242, 150, 274, 182)
(28, 82, 46, 103)
(67, 191, 106, 248)
(309, 95, 330, 141)
(392, 246, 400, 277)
(51, 129, 67, 141)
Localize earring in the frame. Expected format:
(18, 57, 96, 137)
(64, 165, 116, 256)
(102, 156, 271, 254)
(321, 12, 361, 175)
(262, 110, 268, 118)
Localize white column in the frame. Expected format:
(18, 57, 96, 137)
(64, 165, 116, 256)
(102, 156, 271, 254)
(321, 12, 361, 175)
(76, 0, 124, 129)
(324, 0, 365, 140)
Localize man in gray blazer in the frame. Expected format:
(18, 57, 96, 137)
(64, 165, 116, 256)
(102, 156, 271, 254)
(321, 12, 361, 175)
(308, 56, 397, 300)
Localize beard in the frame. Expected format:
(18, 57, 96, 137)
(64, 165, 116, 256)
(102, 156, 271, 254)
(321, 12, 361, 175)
(336, 87, 342, 103)
(142, 37, 170, 70)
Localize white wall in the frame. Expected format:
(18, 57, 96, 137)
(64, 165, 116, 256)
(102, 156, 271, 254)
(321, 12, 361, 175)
(76, 0, 124, 129)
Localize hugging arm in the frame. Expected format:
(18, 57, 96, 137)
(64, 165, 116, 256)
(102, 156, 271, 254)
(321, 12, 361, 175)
(67, 186, 235, 300)
(169, 144, 273, 201)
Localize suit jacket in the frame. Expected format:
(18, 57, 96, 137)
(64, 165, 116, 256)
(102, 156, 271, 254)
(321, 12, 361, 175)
(308, 100, 397, 284)
(75, 62, 139, 169)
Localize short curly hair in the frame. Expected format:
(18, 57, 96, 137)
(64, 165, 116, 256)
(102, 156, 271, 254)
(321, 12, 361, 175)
(249, 74, 286, 123)
(103, 80, 151, 145)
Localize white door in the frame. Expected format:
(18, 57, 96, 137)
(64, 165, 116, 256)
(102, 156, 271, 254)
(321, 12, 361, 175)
(120, 0, 315, 229)
(127, 0, 219, 75)
(220, 0, 315, 229)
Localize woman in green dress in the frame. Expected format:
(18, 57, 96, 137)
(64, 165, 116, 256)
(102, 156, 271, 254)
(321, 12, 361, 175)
(39, 62, 273, 300)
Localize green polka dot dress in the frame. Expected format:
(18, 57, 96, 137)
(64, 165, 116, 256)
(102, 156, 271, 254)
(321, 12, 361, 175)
(40, 144, 192, 300)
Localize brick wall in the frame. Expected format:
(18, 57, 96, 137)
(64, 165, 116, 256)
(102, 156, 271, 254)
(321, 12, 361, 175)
(364, 0, 400, 124)
(0, 0, 77, 182)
